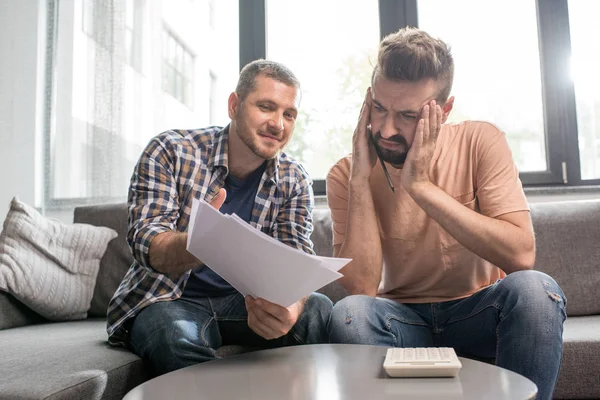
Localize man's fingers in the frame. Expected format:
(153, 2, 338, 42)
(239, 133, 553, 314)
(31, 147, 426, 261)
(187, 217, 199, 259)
(357, 88, 372, 133)
(245, 297, 287, 339)
(422, 104, 430, 143)
(252, 298, 288, 323)
(246, 298, 287, 336)
(252, 298, 291, 328)
(209, 188, 227, 210)
(415, 118, 425, 150)
(429, 101, 437, 140)
(247, 311, 274, 339)
(436, 105, 442, 141)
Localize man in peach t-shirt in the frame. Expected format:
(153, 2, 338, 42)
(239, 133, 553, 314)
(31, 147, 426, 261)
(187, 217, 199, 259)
(326, 27, 565, 400)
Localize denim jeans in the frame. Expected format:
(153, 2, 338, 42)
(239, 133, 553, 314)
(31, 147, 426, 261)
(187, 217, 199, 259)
(327, 270, 566, 400)
(128, 292, 332, 376)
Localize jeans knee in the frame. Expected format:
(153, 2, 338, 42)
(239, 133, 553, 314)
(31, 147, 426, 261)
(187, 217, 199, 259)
(130, 301, 216, 359)
(305, 292, 334, 326)
(292, 292, 334, 344)
(500, 270, 566, 320)
(327, 295, 379, 341)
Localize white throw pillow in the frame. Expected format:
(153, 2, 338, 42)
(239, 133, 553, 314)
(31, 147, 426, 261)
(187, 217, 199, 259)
(0, 197, 117, 321)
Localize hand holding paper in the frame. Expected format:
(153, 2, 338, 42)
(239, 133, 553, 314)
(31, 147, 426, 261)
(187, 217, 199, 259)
(186, 198, 350, 307)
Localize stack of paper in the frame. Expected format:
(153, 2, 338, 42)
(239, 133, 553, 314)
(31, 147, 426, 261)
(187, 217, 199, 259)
(186, 198, 350, 307)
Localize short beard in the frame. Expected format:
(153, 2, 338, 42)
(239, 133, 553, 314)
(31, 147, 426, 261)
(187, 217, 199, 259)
(372, 132, 409, 166)
(234, 109, 281, 160)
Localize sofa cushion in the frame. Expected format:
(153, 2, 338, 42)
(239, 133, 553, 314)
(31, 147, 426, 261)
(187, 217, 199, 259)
(530, 200, 600, 316)
(0, 319, 147, 399)
(553, 315, 600, 399)
(0, 197, 118, 321)
(0, 291, 45, 331)
(74, 203, 134, 318)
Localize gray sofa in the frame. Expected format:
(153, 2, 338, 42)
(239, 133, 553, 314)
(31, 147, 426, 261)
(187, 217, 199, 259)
(0, 199, 599, 399)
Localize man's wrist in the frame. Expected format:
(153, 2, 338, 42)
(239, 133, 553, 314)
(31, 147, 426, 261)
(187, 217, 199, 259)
(349, 177, 371, 191)
(406, 180, 435, 202)
(150, 232, 199, 274)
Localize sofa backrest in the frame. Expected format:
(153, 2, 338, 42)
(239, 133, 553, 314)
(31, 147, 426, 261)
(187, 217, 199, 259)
(74, 198, 599, 318)
(0, 291, 45, 331)
(74, 203, 133, 318)
(529, 199, 600, 316)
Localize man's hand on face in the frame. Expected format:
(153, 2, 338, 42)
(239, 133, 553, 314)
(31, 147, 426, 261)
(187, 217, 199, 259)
(401, 99, 442, 194)
(350, 88, 378, 183)
(245, 296, 305, 340)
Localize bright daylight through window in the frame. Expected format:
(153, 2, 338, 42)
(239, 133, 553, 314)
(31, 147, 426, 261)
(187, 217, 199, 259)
(418, 0, 547, 173)
(46, 0, 600, 206)
(266, 0, 380, 180)
(50, 0, 238, 202)
(568, 0, 600, 180)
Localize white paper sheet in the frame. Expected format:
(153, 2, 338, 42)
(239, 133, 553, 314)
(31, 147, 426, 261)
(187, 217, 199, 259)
(186, 198, 350, 307)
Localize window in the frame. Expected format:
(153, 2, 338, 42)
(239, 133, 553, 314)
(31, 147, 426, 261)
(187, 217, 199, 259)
(44, 0, 600, 207)
(256, 0, 598, 190)
(47, 0, 239, 205)
(125, 0, 144, 72)
(83, 0, 143, 71)
(82, 0, 110, 47)
(209, 0, 216, 30)
(162, 29, 195, 108)
(266, 0, 380, 180)
(568, 0, 600, 180)
(359, 0, 596, 188)
(209, 70, 218, 124)
(418, 0, 546, 173)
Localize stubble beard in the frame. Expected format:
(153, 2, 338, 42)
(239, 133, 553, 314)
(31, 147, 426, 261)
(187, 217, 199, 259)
(372, 132, 409, 166)
(235, 112, 281, 160)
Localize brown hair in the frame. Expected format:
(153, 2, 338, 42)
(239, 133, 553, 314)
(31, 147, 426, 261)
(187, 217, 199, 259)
(374, 27, 454, 102)
(236, 59, 300, 101)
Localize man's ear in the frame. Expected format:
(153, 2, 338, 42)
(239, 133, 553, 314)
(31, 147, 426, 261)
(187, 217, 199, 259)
(228, 92, 239, 120)
(441, 96, 454, 123)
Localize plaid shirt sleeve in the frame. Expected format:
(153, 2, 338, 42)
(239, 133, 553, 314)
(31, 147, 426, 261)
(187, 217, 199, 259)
(127, 134, 181, 271)
(271, 170, 315, 255)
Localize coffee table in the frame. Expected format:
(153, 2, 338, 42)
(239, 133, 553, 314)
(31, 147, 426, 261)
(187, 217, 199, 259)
(123, 344, 537, 399)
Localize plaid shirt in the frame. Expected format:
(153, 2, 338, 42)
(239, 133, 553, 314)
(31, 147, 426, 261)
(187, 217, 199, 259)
(107, 126, 315, 346)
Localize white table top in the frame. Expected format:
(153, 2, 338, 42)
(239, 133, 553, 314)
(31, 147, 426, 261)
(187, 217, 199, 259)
(124, 344, 537, 400)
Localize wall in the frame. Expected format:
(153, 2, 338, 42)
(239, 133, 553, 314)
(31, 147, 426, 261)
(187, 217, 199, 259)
(0, 0, 45, 226)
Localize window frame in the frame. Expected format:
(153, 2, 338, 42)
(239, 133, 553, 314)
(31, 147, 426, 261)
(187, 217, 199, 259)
(42, 0, 599, 210)
(162, 28, 195, 108)
(239, 0, 598, 195)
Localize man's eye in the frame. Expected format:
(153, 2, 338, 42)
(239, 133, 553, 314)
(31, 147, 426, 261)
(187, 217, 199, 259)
(374, 105, 385, 112)
(284, 112, 296, 120)
(403, 114, 417, 120)
(259, 104, 271, 110)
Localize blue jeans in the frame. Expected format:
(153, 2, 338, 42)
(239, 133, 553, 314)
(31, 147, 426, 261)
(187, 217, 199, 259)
(327, 270, 566, 400)
(128, 292, 332, 376)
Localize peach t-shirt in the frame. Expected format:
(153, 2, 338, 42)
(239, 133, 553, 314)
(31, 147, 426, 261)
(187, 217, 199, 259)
(326, 121, 529, 303)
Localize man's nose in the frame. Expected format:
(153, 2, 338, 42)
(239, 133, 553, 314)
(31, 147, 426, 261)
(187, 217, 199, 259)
(379, 115, 398, 139)
(268, 114, 284, 133)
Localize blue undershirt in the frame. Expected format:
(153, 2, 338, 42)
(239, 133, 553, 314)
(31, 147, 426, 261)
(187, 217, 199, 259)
(182, 162, 267, 298)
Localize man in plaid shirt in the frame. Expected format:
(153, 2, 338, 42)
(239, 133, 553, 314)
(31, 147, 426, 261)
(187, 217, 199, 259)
(107, 60, 333, 376)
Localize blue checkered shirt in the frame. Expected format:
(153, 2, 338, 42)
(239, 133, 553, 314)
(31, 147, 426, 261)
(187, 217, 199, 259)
(107, 126, 315, 346)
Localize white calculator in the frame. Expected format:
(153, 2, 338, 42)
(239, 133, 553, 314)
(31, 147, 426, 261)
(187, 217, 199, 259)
(383, 347, 463, 378)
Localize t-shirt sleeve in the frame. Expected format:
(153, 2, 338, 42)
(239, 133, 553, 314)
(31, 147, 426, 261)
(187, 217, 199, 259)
(474, 123, 530, 218)
(326, 157, 351, 246)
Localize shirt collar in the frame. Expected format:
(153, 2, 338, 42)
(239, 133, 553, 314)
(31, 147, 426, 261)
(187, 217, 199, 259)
(207, 126, 229, 172)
